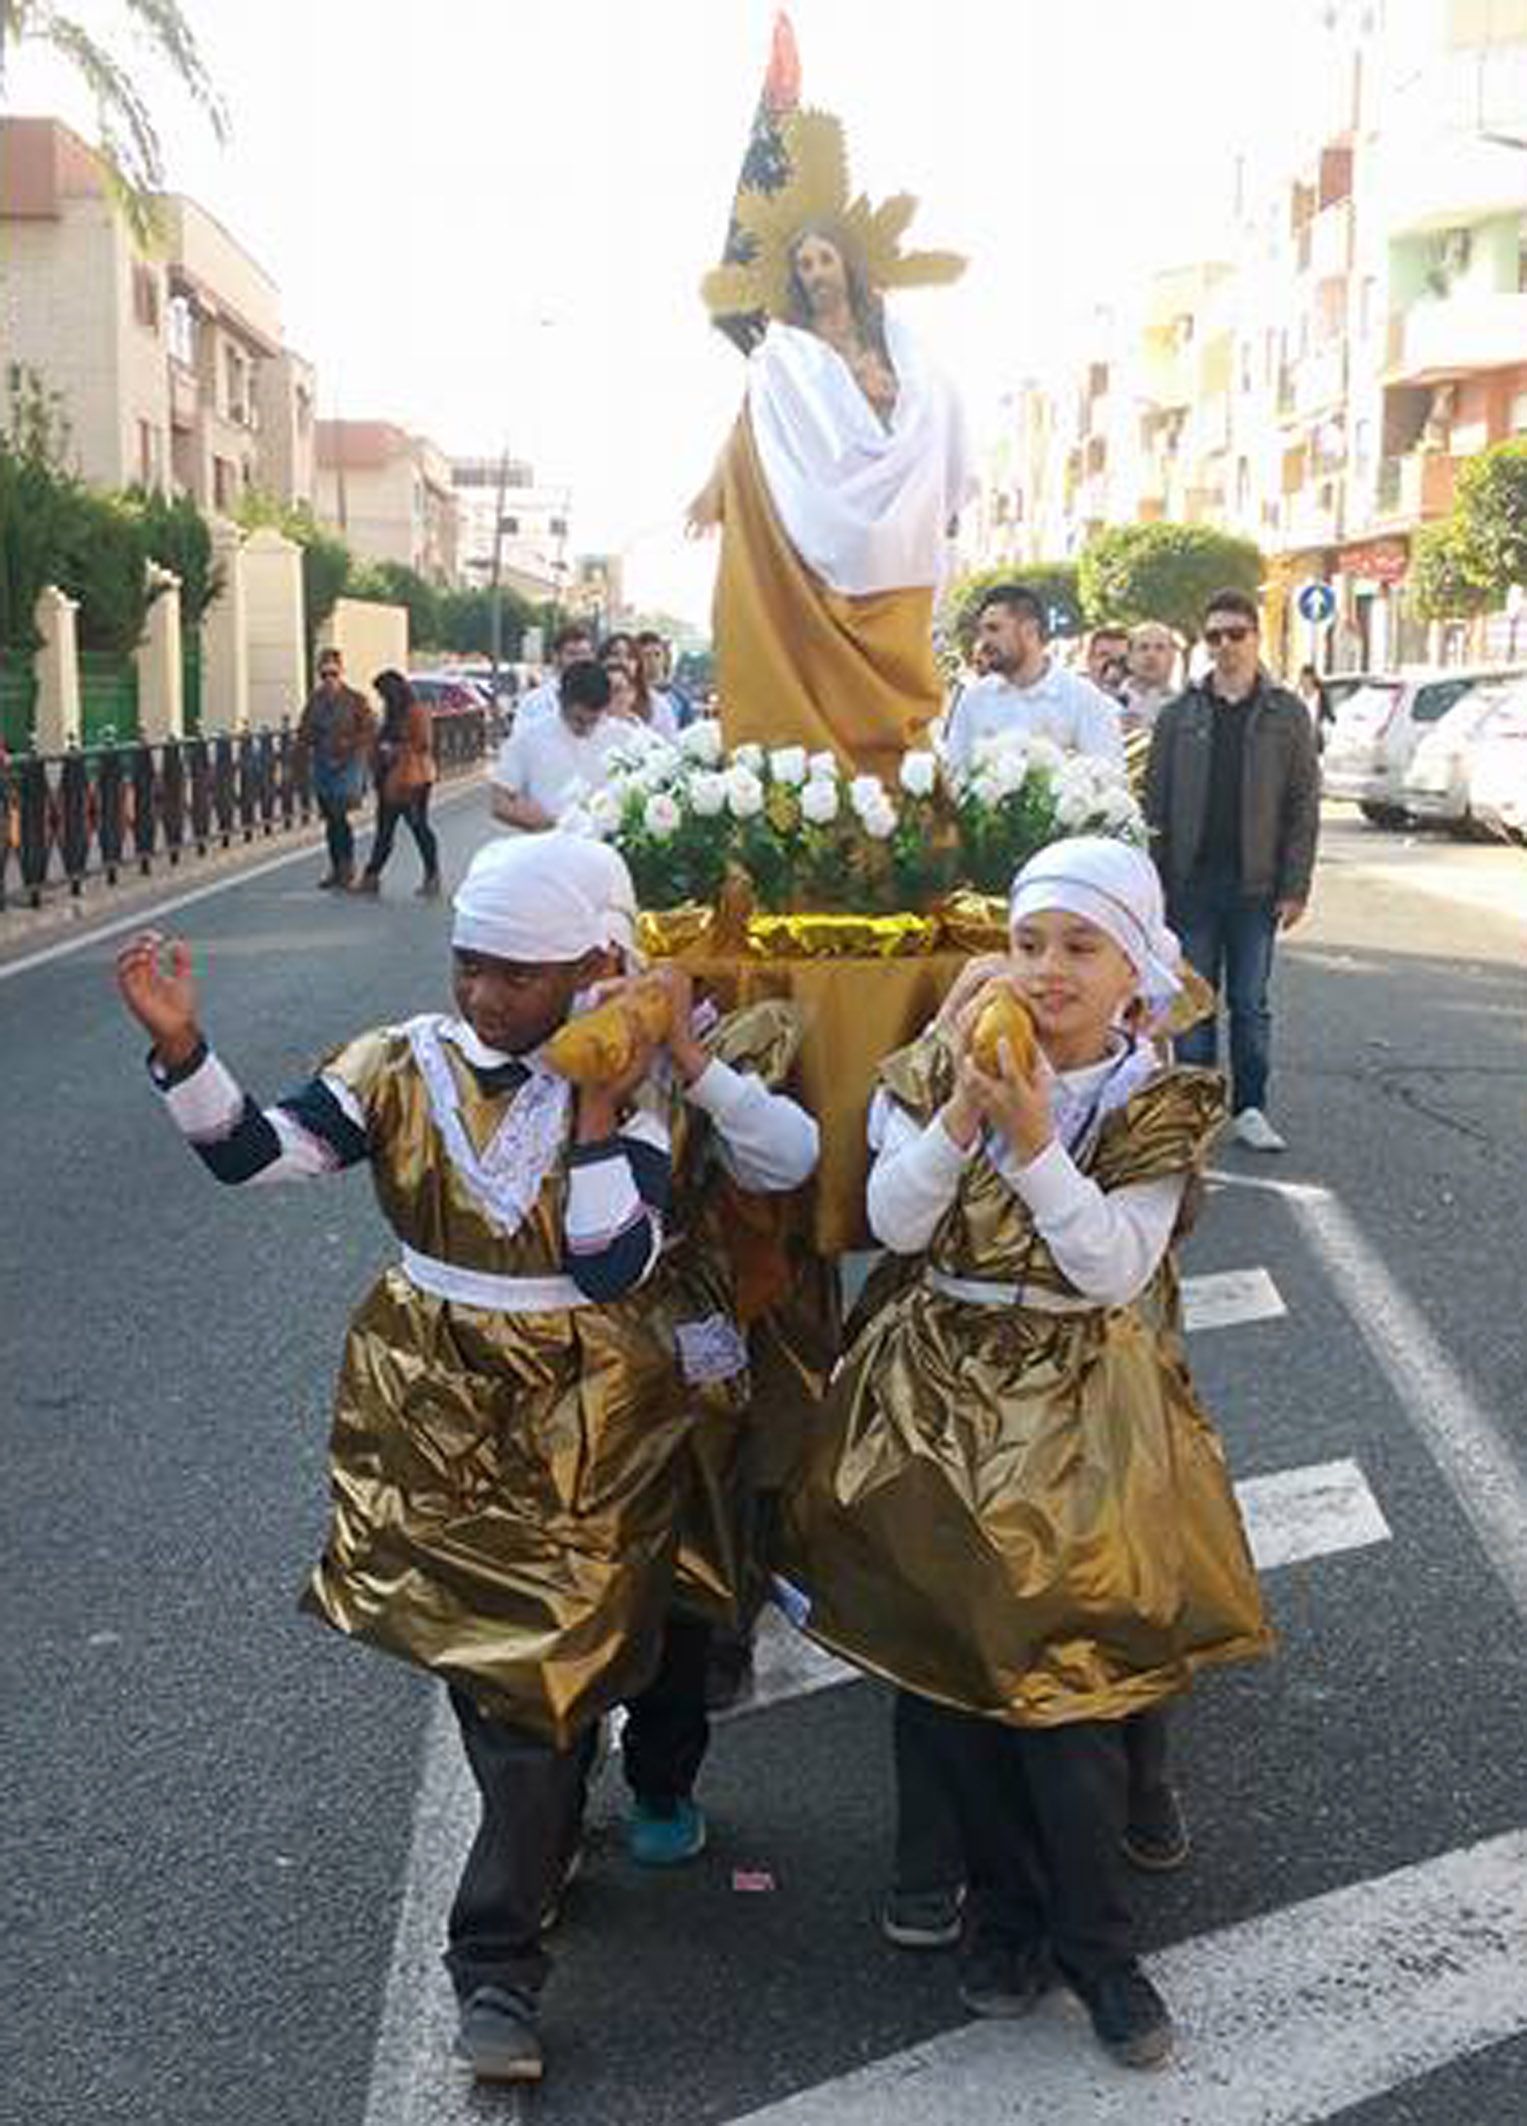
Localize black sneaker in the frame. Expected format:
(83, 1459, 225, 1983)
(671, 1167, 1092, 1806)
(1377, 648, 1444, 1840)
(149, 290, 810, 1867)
(881, 1884, 965, 1950)
(1071, 1960, 1174, 2069)
(453, 1985, 544, 2083)
(1122, 1783, 1190, 1872)
(957, 1935, 1049, 2018)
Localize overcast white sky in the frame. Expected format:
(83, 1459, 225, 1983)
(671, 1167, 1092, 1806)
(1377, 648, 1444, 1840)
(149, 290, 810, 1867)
(7, 0, 1324, 623)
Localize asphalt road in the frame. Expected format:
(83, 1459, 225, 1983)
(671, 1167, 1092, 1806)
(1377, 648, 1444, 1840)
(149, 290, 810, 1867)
(2, 799, 1524, 2126)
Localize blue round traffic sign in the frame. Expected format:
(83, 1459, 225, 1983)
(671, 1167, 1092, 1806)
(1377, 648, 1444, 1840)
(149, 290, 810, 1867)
(1297, 581, 1336, 625)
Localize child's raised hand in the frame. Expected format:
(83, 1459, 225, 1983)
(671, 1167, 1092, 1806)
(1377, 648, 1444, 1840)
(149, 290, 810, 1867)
(961, 1034, 1055, 1167)
(115, 931, 203, 1066)
(935, 952, 1016, 1032)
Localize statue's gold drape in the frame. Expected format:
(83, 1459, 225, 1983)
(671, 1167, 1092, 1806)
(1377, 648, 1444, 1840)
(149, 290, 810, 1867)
(714, 413, 942, 782)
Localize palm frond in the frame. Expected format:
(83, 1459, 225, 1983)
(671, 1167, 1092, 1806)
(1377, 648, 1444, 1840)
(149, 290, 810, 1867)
(124, 0, 229, 138)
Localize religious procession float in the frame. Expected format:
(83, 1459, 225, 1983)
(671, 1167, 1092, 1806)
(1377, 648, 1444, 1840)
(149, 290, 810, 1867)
(564, 16, 1150, 1248)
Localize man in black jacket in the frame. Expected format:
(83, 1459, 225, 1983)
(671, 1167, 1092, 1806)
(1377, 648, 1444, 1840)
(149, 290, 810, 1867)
(1144, 590, 1320, 1152)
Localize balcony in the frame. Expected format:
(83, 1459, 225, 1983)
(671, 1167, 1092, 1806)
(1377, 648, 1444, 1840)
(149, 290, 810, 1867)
(1372, 450, 1459, 527)
(1386, 291, 1527, 384)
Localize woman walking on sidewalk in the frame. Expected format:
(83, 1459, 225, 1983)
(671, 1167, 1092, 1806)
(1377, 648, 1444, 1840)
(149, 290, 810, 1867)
(355, 669, 440, 898)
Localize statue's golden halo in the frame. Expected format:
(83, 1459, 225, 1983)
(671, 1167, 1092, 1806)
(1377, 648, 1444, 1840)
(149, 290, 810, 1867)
(702, 108, 965, 325)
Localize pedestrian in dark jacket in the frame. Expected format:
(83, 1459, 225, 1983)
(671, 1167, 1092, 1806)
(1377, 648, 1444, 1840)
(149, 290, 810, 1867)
(1144, 589, 1320, 1153)
(296, 648, 374, 890)
(355, 670, 440, 898)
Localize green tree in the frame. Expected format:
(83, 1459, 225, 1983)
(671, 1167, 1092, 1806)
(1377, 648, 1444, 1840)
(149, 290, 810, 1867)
(0, 364, 74, 651)
(0, 1, 227, 241)
(1410, 516, 1497, 622)
(131, 486, 221, 622)
(349, 558, 443, 649)
(944, 560, 1084, 652)
(1449, 439, 1527, 597)
(51, 484, 157, 655)
(437, 584, 535, 658)
(1078, 522, 1263, 639)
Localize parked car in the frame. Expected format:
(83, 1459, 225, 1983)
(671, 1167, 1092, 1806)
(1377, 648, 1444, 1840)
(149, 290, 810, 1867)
(1401, 678, 1518, 830)
(1321, 666, 1525, 825)
(1464, 683, 1527, 841)
(406, 672, 482, 715)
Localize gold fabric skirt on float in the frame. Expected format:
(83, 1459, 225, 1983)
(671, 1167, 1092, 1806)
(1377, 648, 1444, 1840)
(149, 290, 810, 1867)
(714, 412, 943, 782)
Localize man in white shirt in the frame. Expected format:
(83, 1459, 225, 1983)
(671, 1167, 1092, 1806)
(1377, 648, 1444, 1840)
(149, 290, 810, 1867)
(490, 661, 626, 831)
(513, 623, 597, 731)
(942, 585, 1125, 773)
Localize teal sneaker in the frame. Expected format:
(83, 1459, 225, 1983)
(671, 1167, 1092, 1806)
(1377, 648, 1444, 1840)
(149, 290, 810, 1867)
(628, 1797, 707, 1867)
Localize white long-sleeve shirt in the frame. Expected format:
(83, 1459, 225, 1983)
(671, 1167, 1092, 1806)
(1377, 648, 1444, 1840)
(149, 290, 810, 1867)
(941, 662, 1125, 774)
(866, 1057, 1185, 1306)
(684, 1055, 819, 1192)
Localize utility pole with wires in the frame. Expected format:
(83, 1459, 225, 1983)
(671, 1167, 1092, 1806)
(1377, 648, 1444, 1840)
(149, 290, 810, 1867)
(488, 442, 511, 694)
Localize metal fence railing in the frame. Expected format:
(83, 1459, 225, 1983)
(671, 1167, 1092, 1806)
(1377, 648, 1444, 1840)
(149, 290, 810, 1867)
(0, 707, 492, 914)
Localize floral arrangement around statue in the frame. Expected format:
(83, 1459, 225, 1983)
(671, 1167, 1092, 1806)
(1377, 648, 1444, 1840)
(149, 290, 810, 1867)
(560, 719, 1146, 935)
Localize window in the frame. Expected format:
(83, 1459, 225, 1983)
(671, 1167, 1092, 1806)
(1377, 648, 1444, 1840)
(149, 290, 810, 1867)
(1511, 391, 1527, 436)
(213, 456, 237, 510)
(132, 263, 160, 332)
(167, 293, 196, 365)
(223, 345, 248, 425)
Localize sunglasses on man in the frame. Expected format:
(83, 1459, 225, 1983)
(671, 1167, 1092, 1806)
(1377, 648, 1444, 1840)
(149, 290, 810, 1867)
(1204, 624, 1254, 647)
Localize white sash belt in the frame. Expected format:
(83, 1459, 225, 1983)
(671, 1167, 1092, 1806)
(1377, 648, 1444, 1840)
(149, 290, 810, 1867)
(400, 1245, 588, 1314)
(924, 1266, 1101, 1316)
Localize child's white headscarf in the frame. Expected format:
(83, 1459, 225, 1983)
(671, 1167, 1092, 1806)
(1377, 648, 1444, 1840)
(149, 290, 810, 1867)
(451, 834, 609, 963)
(551, 836, 642, 963)
(1009, 836, 1183, 1017)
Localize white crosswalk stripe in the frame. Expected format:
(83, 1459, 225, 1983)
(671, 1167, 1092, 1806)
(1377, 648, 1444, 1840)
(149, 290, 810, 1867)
(724, 1830, 1527, 2125)
(356, 1245, 1458, 2126)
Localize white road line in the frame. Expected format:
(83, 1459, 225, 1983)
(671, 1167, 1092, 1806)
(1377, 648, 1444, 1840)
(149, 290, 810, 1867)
(726, 1828, 1527, 2125)
(358, 1454, 1389, 2125)
(1237, 1457, 1390, 1572)
(1181, 1267, 1286, 1333)
(1216, 1168, 1527, 1627)
(0, 777, 486, 982)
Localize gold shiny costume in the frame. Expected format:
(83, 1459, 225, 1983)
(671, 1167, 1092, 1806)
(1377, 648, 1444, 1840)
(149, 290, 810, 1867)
(777, 1029, 1272, 1727)
(300, 1024, 690, 1750)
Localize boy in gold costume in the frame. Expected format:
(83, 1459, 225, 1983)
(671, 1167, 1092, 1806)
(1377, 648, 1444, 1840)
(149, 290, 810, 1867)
(115, 833, 817, 2087)
(778, 836, 1271, 2070)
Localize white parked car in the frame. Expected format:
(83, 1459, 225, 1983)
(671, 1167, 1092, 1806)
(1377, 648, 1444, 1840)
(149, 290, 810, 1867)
(1465, 684, 1527, 840)
(1401, 678, 1518, 829)
(1321, 667, 1524, 826)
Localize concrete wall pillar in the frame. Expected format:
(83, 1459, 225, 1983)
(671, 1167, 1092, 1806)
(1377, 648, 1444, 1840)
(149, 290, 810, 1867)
(241, 525, 306, 730)
(34, 584, 81, 753)
(202, 519, 249, 735)
(136, 564, 185, 742)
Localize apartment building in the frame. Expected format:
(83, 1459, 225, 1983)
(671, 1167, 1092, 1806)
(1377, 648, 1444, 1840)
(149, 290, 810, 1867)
(451, 455, 572, 603)
(314, 422, 459, 584)
(976, 0, 1527, 671)
(0, 117, 315, 512)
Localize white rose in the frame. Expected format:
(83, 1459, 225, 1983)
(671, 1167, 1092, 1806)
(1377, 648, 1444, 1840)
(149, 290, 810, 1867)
(899, 751, 938, 797)
(1102, 785, 1142, 831)
(688, 770, 728, 818)
(680, 718, 724, 766)
(732, 741, 765, 773)
(586, 788, 622, 836)
(725, 765, 765, 818)
(800, 777, 841, 826)
(1027, 735, 1065, 774)
(1054, 786, 1093, 829)
(861, 798, 898, 840)
(769, 745, 808, 786)
(643, 791, 682, 839)
(848, 774, 886, 819)
(807, 750, 838, 781)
